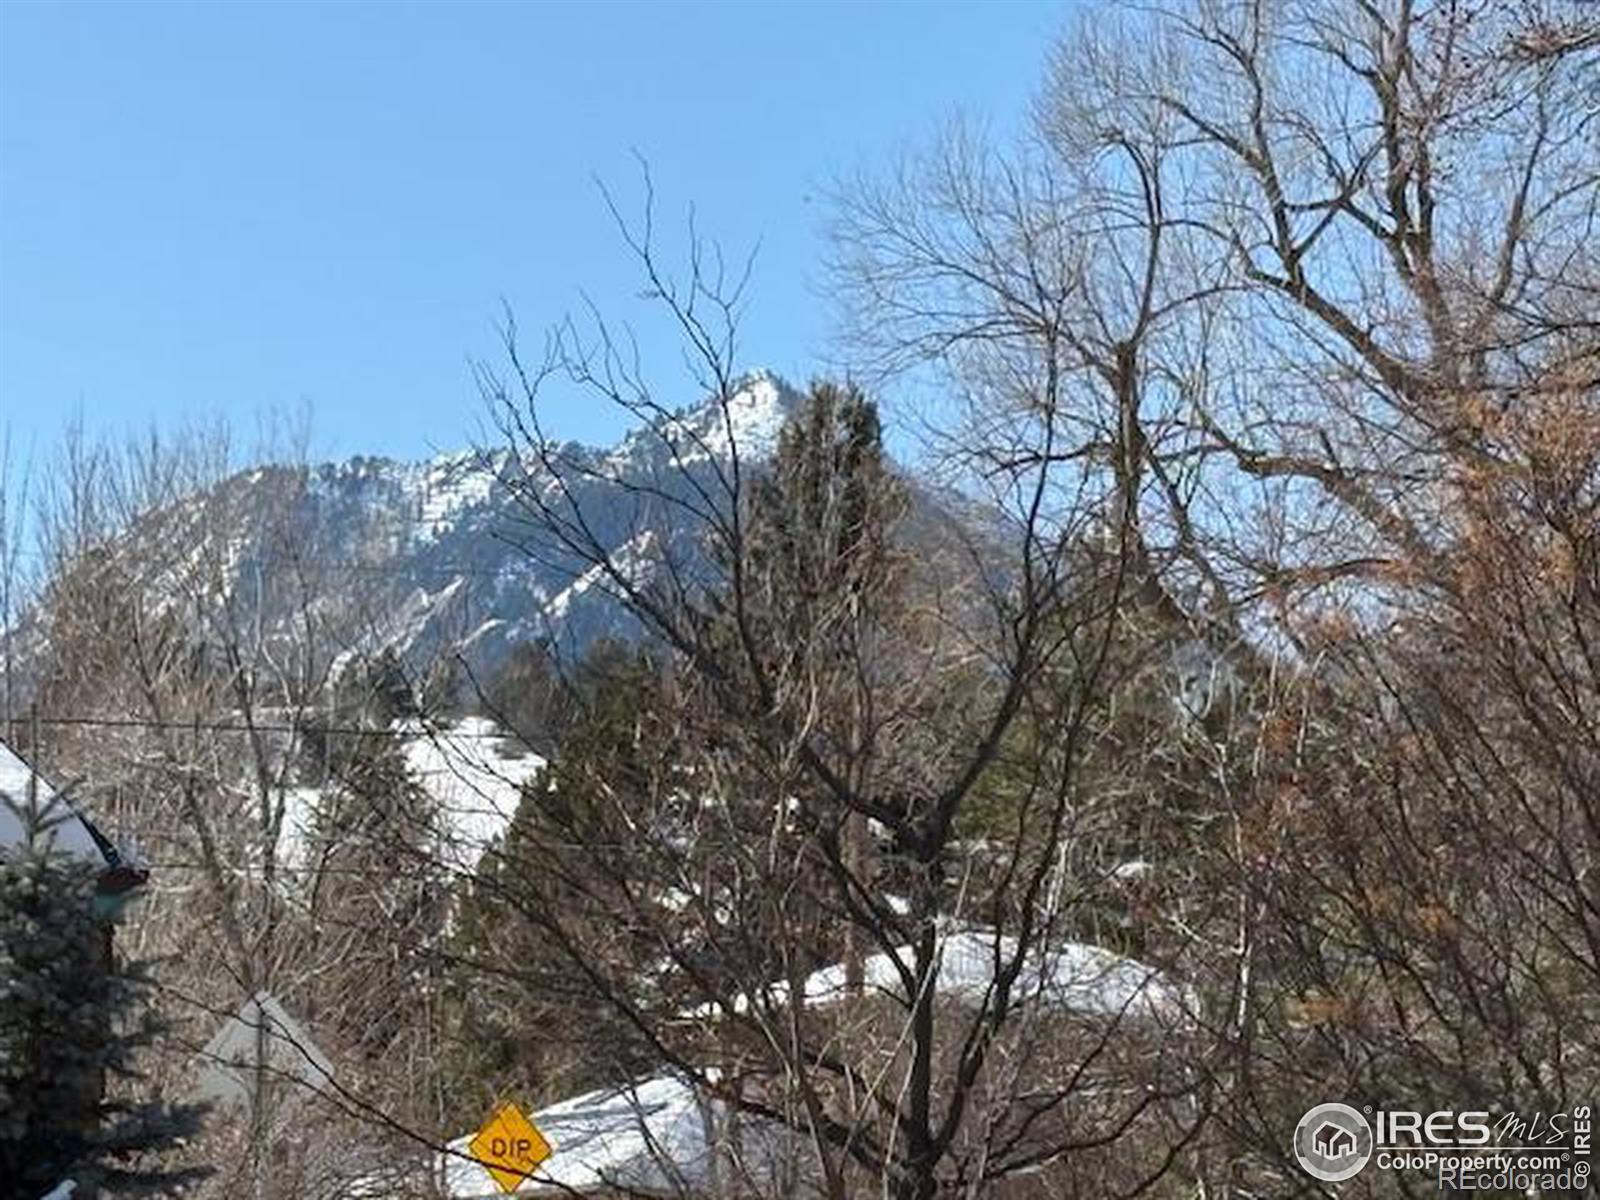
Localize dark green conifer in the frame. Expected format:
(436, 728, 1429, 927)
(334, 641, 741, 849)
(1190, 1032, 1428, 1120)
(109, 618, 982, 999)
(0, 819, 206, 1198)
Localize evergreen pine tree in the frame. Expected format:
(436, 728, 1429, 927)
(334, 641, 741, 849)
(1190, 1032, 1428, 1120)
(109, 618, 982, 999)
(0, 819, 206, 1199)
(745, 380, 903, 642)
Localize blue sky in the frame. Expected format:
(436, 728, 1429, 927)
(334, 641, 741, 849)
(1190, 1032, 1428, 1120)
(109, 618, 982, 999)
(1, 0, 1067, 472)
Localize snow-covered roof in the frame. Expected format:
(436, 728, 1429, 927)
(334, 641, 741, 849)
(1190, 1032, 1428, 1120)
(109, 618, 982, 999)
(688, 927, 1190, 1026)
(421, 1074, 801, 1198)
(279, 716, 545, 878)
(0, 739, 111, 866)
(400, 717, 546, 876)
(361, 931, 1187, 1198)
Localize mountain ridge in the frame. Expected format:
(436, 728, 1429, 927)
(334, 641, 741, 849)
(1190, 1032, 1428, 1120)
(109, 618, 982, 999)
(267, 369, 808, 676)
(12, 371, 987, 718)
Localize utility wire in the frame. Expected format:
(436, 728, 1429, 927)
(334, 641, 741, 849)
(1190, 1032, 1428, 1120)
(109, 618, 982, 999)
(2, 549, 539, 578)
(7, 713, 533, 740)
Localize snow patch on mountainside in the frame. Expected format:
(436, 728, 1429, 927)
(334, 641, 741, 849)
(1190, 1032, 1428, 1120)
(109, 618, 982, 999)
(661, 370, 793, 464)
(608, 370, 797, 473)
(25, 371, 816, 695)
(543, 529, 659, 624)
(418, 452, 498, 539)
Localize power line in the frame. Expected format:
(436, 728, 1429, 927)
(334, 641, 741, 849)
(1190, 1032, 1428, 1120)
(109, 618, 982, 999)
(2, 549, 542, 579)
(6, 713, 535, 741)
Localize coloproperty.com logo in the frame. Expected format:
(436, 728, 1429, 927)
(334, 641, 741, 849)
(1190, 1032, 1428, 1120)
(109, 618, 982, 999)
(1294, 1103, 1375, 1182)
(1293, 1101, 1592, 1190)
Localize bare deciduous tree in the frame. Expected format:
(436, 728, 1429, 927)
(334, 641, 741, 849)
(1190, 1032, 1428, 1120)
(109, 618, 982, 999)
(471, 176, 1212, 1199)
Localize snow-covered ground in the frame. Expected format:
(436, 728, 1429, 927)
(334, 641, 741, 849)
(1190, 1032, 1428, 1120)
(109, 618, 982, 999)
(379, 923, 1191, 1199)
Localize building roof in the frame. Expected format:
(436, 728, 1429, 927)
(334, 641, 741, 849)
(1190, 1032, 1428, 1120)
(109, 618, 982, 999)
(686, 927, 1192, 1026)
(401, 933, 1190, 1197)
(0, 738, 118, 869)
(434, 1074, 801, 1198)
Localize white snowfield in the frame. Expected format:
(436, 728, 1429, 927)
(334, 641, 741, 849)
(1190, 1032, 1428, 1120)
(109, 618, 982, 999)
(0, 740, 107, 865)
(684, 927, 1191, 1026)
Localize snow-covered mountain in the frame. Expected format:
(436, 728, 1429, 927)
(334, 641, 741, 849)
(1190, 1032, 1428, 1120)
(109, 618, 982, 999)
(54, 371, 804, 690)
(10, 369, 987, 716)
(280, 370, 801, 672)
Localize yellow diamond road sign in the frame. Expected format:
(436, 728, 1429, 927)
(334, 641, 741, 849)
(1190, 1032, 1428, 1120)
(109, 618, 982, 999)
(469, 1100, 554, 1194)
